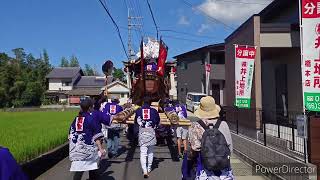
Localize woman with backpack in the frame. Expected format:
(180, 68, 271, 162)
(187, 96, 234, 180)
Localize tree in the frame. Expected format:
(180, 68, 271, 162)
(43, 49, 49, 63)
(0, 49, 53, 108)
(60, 57, 69, 67)
(12, 48, 26, 64)
(84, 64, 95, 76)
(113, 68, 125, 81)
(0, 53, 11, 107)
(40, 49, 52, 83)
(69, 55, 80, 67)
(93, 64, 101, 76)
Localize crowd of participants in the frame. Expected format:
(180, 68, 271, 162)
(0, 95, 234, 180)
(68, 95, 234, 180)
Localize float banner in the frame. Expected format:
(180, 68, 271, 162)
(234, 45, 256, 109)
(301, 0, 320, 111)
(157, 39, 168, 76)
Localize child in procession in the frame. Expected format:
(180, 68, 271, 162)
(174, 100, 189, 159)
(69, 98, 107, 180)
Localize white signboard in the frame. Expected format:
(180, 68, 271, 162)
(301, 0, 320, 111)
(234, 45, 257, 108)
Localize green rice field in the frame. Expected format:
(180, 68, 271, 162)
(0, 110, 77, 163)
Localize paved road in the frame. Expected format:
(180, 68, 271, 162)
(37, 112, 267, 180)
(37, 137, 267, 180)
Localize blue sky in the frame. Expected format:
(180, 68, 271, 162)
(0, 0, 272, 69)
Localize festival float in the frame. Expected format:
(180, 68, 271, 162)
(102, 37, 191, 126)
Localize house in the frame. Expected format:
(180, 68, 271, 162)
(224, 0, 301, 132)
(45, 67, 83, 103)
(223, 0, 320, 177)
(105, 80, 130, 105)
(174, 43, 225, 104)
(46, 67, 113, 105)
(67, 76, 106, 105)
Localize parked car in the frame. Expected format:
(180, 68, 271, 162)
(186, 92, 206, 112)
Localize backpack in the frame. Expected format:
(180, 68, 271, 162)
(197, 119, 231, 171)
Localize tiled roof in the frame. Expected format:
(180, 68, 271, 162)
(46, 67, 82, 78)
(66, 88, 102, 96)
(75, 76, 105, 87)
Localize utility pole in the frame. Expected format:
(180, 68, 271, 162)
(128, 8, 142, 61)
(127, 8, 142, 90)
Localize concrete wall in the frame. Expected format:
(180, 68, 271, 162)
(176, 53, 205, 103)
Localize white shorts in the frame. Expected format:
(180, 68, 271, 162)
(176, 126, 188, 140)
(70, 160, 99, 172)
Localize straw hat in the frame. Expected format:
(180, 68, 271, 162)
(194, 96, 221, 119)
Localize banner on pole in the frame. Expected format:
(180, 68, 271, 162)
(234, 45, 256, 108)
(301, 0, 320, 111)
(205, 63, 211, 95)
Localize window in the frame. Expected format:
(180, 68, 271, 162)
(210, 53, 225, 64)
(180, 62, 188, 70)
(121, 93, 125, 98)
(181, 88, 184, 92)
(62, 81, 71, 86)
(193, 95, 206, 102)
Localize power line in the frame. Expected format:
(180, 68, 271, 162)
(146, 0, 159, 39)
(98, 0, 129, 59)
(180, 0, 235, 31)
(127, 0, 143, 38)
(134, 0, 146, 36)
(119, 25, 212, 44)
(159, 29, 219, 39)
(162, 35, 213, 44)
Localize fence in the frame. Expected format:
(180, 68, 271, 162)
(221, 106, 308, 163)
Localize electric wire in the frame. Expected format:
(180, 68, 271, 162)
(146, 0, 159, 39)
(159, 29, 219, 39)
(162, 35, 213, 44)
(98, 0, 129, 59)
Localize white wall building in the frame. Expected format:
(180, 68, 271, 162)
(105, 80, 130, 105)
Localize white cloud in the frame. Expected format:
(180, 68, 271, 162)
(197, 0, 273, 24)
(198, 23, 211, 33)
(178, 15, 190, 25)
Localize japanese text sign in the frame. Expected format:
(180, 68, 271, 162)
(234, 45, 256, 109)
(301, 0, 320, 111)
